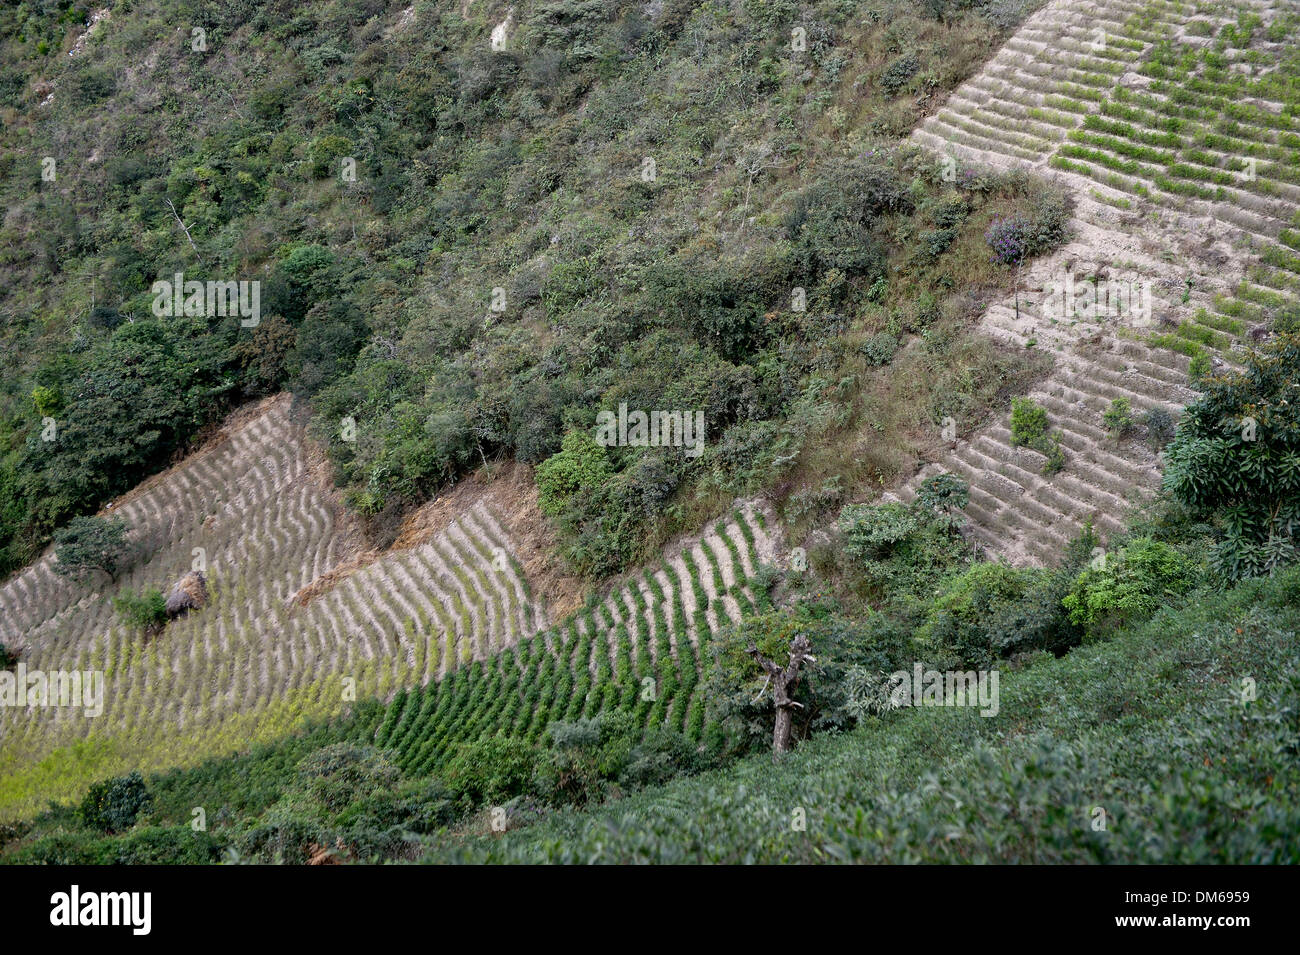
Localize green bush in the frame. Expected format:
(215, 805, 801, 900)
(1143, 406, 1176, 450)
(308, 134, 354, 178)
(1039, 430, 1066, 475)
(1061, 537, 1198, 636)
(837, 501, 924, 562)
(1009, 398, 1066, 473)
(113, 589, 168, 635)
(442, 737, 539, 808)
(1009, 396, 1048, 446)
(287, 743, 403, 818)
(535, 431, 612, 518)
(79, 771, 152, 834)
(917, 562, 1043, 665)
(859, 331, 899, 366)
(1163, 334, 1300, 579)
(916, 473, 968, 529)
(879, 52, 920, 95)
(1188, 351, 1211, 381)
(535, 711, 637, 805)
(1102, 397, 1135, 436)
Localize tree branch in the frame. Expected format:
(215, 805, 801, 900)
(164, 198, 204, 265)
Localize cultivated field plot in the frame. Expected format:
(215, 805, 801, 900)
(900, 0, 1299, 564)
(0, 395, 779, 817)
(372, 503, 781, 778)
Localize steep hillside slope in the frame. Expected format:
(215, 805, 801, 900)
(893, 0, 1299, 564)
(419, 566, 1300, 864)
(0, 393, 778, 817)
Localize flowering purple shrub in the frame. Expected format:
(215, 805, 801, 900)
(985, 215, 1032, 265)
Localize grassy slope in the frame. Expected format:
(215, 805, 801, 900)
(419, 566, 1300, 863)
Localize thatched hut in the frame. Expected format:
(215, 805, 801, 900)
(165, 570, 208, 618)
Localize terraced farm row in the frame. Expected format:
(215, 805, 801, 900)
(0, 397, 543, 815)
(896, 0, 1300, 565)
(371, 504, 780, 777)
(0, 393, 780, 817)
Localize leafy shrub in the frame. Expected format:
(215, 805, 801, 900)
(288, 743, 403, 818)
(917, 562, 1044, 666)
(79, 772, 152, 833)
(859, 331, 899, 366)
(31, 385, 61, 416)
(621, 728, 705, 789)
(1188, 351, 1211, 381)
(1163, 334, 1300, 580)
(985, 188, 1070, 264)
(980, 567, 1083, 659)
(1061, 537, 1198, 636)
(1144, 406, 1176, 450)
(442, 737, 539, 808)
(834, 497, 970, 598)
(1039, 430, 1066, 475)
(308, 134, 354, 178)
(535, 431, 612, 517)
(879, 52, 920, 95)
(536, 711, 636, 805)
(837, 501, 924, 562)
(784, 156, 910, 277)
(931, 195, 969, 228)
(985, 215, 1032, 264)
(1103, 397, 1135, 436)
(916, 473, 968, 529)
(1009, 396, 1048, 446)
(113, 589, 168, 635)
(1009, 397, 1065, 473)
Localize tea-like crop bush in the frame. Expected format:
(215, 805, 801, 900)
(1009, 396, 1049, 446)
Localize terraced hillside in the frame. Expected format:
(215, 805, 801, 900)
(895, 0, 1300, 564)
(0, 393, 778, 817)
(0, 396, 536, 814)
(372, 502, 780, 777)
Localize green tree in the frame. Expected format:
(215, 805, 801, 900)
(535, 431, 612, 517)
(53, 515, 132, 584)
(1163, 334, 1300, 579)
(917, 473, 969, 529)
(1009, 396, 1049, 446)
(1061, 537, 1197, 636)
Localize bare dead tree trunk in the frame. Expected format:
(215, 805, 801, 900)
(165, 198, 204, 265)
(747, 634, 816, 760)
(1014, 253, 1022, 324)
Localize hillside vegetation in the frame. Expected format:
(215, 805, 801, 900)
(2, 0, 1299, 866)
(1, 0, 1050, 578)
